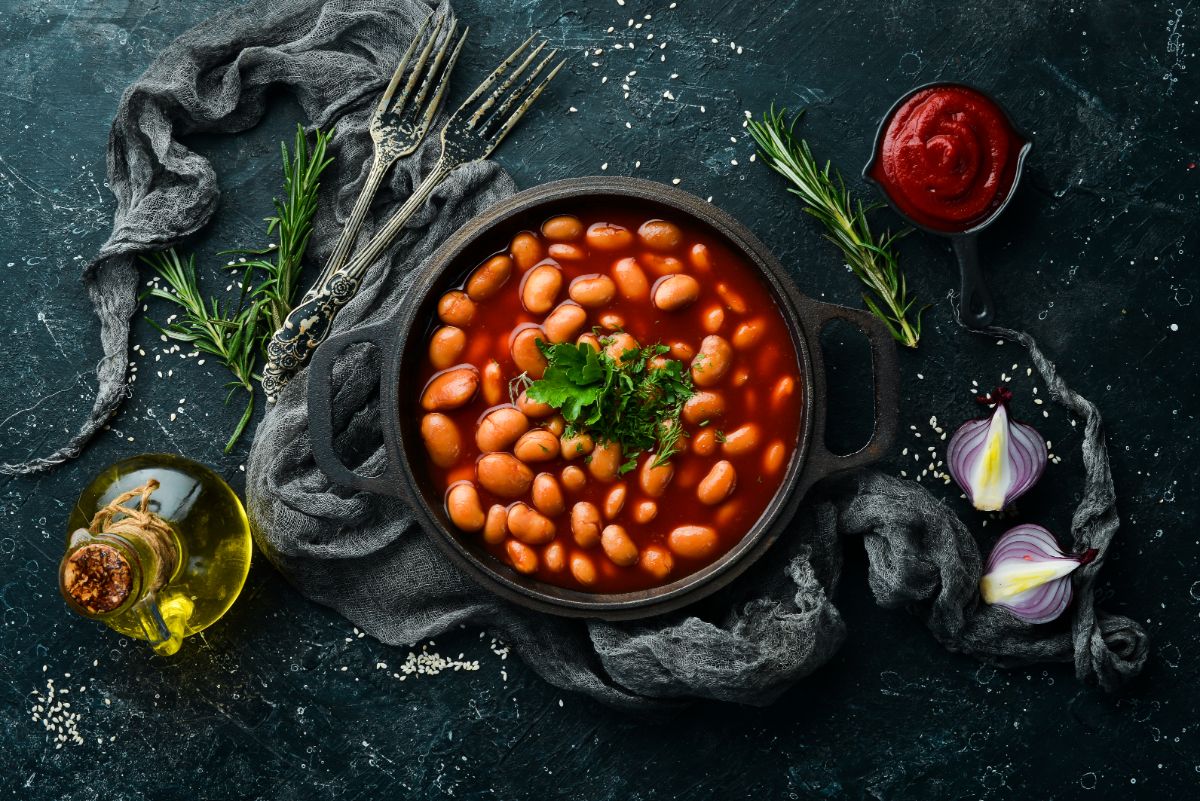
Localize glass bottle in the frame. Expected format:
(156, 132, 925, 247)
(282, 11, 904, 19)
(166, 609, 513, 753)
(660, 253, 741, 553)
(59, 453, 252, 655)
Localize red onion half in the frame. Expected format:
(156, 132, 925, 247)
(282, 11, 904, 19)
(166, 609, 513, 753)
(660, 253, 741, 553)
(947, 387, 1046, 511)
(980, 524, 1096, 624)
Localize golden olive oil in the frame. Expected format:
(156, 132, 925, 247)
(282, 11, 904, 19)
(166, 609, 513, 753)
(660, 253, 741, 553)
(61, 453, 252, 655)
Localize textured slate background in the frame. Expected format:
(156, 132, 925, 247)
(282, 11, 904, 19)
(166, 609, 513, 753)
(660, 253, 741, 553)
(1, 1, 1197, 798)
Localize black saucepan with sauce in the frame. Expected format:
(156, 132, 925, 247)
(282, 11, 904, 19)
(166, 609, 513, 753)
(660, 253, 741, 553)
(307, 177, 899, 619)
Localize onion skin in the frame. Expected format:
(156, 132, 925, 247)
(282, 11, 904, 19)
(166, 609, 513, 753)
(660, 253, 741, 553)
(947, 387, 1046, 511)
(980, 524, 1096, 624)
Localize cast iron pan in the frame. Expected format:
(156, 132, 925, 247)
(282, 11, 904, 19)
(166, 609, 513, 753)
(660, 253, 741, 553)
(307, 177, 899, 619)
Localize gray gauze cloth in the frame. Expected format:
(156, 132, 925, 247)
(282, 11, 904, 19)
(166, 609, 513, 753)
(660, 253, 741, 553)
(15, 0, 1148, 708)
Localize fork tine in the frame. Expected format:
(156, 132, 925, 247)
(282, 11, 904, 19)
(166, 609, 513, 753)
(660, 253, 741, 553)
(415, 26, 468, 135)
(408, 18, 458, 117)
(467, 40, 548, 130)
(483, 49, 558, 133)
(452, 32, 538, 117)
(375, 14, 431, 117)
(392, 11, 448, 116)
(485, 58, 567, 155)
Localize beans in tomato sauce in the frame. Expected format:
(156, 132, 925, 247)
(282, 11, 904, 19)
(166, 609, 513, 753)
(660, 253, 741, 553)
(417, 209, 802, 593)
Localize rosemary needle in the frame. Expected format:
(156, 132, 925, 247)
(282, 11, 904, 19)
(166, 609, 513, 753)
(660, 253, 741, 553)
(748, 107, 923, 348)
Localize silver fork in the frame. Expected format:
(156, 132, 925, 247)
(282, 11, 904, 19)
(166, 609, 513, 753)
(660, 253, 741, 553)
(262, 12, 466, 399)
(263, 34, 565, 403)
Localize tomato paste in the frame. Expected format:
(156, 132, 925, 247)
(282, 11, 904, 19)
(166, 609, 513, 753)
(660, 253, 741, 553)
(870, 85, 1026, 232)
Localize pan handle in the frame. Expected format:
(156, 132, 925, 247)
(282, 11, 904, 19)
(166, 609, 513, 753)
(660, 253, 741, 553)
(794, 296, 900, 493)
(307, 322, 404, 496)
(953, 234, 995, 328)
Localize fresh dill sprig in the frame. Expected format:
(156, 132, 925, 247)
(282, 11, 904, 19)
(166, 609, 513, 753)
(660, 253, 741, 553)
(142, 249, 263, 451)
(747, 107, 923, 348)
(140, 124, 333, 451)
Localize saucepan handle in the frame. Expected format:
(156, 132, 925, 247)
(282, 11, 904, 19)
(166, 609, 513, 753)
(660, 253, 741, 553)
(307, 322, 404, 496)
(793, 296, 900, 493)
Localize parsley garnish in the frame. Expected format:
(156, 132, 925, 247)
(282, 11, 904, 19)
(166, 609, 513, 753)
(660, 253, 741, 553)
(525, 338, 695, 472)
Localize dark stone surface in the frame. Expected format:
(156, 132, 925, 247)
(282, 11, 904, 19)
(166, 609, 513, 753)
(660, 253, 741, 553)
(1, 1, 1196, 798)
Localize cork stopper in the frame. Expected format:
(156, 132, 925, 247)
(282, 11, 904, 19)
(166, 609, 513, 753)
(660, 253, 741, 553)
(61, 541, 133, 614)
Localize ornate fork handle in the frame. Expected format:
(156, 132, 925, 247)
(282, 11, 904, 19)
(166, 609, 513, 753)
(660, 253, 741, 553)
(261, 163, 452, 402)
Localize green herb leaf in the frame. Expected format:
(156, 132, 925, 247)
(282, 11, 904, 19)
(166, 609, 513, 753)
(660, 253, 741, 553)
(526, 338, 695, 469)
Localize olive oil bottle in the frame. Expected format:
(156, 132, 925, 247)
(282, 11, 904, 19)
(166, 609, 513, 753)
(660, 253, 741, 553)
(59, 454, 252, 655)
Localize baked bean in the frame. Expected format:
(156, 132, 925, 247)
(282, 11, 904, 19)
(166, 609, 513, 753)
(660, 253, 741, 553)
(598, 312, 625, 331)
(483, 504, 508, 545)
(669, 340, 695, 360)
(692, 428, 717, 456)
(730, 367, 751, 387)
(521, 262, 563, 314)
(421, 366, 479, 411)
(476, 406, 529, 452)
(585, 222, 634, 252)
(637, 219, 683, 252)
(603, 483, 627, 519)
(466, 254, 513, 301)
(516, 389, 553, 418)
(697, 460, 737, 505)
(445, 482, 485, 532)
(560, 431, 594, 460)
(714, 501, 743, 529)
(701, 306, 725, 334)
(568, 273, 617, 308)
(543, 414, 566, 437)
(732, 318, 766, 350)
(543, 542, 567, 572)
(428, 326, 466, 369)
(688, 243, 713, 272)
(437, 290, 475, 327)
(571, 553, 598, 585)
(476, 453, 534, 498)
(763, 440, 787, 474)
(577, 332, 601, 351)
(513, 429, 560, 462)
(715, 282, 747, 313)
(611, 256, 650, 301)
(509, 325, 548, 378)
(510, 231, 544, 270)
(481, 360, 504, 405)
(690, 335, 733, 387)
(771, 376, 796, 410)
(682, 391, 725, 425)
(601, 525, 639, 567)
(548, 243, 586, 261)
(652, 274, 701, 311)
(639, 546, 674, 581)
(542, 215, 584, 242)
(420, 413, 462, 468)
(560, 465, 587, 492)
(639, 458, 674, 498)
(604, 332, 639, 365)
(632, 500, 658, 524)
(543, 302, 587, 343)
(667, 525, 719, 559)
(721, 423, 761, 455)
(506, 539, 538, 574)
(506, 502, 557, 545)
(640, 252, 685, 276)
(588, 440, 622, 482)
(571, 502, 602, 547)
(531, 472, 566, 516)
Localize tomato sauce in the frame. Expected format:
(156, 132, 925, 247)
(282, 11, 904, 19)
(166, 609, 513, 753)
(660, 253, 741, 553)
(416, 209, 803, 593)
(869, 85, 1026, 232)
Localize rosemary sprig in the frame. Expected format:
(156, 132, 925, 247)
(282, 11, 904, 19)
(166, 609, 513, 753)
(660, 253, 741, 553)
(223, 124, 334, 338)
(140, 124, 333, 451)
(142, 249, 263, 451)
(748, 107, 923, 347)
